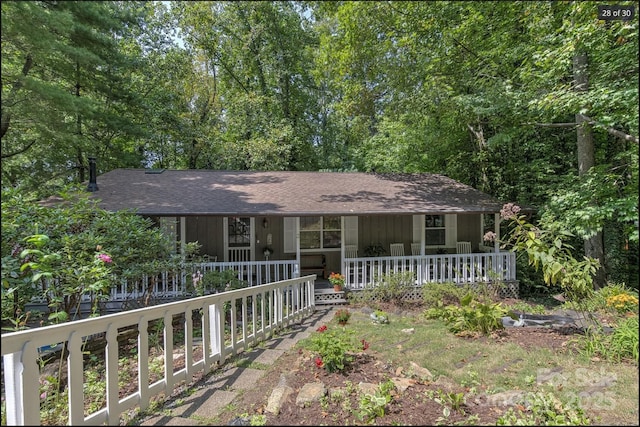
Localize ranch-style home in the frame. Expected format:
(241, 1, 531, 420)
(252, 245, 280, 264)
(84, 160, 518, 301)
(2, 165, 521, 426)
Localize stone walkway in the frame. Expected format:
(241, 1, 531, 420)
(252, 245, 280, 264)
(135, 306, 337, 426)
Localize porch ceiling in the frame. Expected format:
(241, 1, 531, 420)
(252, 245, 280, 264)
(83, 169, 506, 216)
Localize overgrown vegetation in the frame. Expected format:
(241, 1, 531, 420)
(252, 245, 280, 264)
(290, 281, 638, 425)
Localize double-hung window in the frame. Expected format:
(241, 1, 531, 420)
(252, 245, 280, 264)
(300, 216, 341, 250)
(425, 215, 446, 246)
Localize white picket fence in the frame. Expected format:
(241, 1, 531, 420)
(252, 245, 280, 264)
(1, 276, 316, 426)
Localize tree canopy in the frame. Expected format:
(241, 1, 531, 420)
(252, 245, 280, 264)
(2, 1, 637, 287)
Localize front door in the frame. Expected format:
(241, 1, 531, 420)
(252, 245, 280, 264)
(223, 217, 254, 261)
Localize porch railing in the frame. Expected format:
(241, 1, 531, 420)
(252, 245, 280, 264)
(343, 252, 517, 290)
(1, 276, 316, 426)
(106, 260, 298, 302)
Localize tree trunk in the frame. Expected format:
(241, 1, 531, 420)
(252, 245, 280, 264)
(573, 51, 606, 288)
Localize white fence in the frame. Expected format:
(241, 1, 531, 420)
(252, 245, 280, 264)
(1, 276, 316, 426)
(344, 252, 517, 290)
(110, 260, 298, 301)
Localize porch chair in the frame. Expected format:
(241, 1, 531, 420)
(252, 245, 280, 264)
(411, 243, 421, 256)
(456, 241, 472, 254)
(389, 243, 405, 256)
(345, 245, 359, 258)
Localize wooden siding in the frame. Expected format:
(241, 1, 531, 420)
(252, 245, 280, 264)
(456, 214, 481, 252)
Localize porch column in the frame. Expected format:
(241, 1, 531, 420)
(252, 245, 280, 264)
(494, 213, 501, 252)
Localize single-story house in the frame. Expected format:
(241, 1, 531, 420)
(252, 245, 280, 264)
(83, 159, 517, 297)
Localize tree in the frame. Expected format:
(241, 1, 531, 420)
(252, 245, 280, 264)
(1, 1, 147, 196)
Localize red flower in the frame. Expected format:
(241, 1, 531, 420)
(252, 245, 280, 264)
(315, 356, 323, 368)
(361, 339, 370, 351)
(316, 325, 327, 332)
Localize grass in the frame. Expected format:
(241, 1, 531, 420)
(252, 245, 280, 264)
(295, 290, 638, 425)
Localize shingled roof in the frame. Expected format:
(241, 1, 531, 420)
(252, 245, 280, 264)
(87, 169, 505, 216)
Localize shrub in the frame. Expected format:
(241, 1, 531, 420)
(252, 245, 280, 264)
(581, 315, 639, 363)
(360, 271, 416, 306)
(334, 308, 351, 324)
(424, 292, 513, 336)
(422, 282, 473, 308)
(308, 325, 359, 373)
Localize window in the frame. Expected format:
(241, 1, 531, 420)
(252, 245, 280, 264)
(300, 216, 341, 250)
(425, 215, 446, 246)
(228, 217, 250, 246)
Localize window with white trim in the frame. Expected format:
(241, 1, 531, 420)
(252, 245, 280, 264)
(300, 216, 341, 250)
(425, 215, 446, 246)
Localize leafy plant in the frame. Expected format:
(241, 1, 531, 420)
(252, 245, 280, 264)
(364, 243, 386, 257)
(422, 282, 473, 308)
(307, 325, 358, 373)
(334, 308, 351, 324)
(359, 271, 416, 307)
(356, 379, 395, 422)
(370, 309, 389, 324)
(580, 315, 639, 363)
(496, 391, 590, 425)
(424, 292, 513, 336)
(497, 203, 600, 303)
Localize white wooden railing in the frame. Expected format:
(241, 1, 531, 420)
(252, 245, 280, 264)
(343, 252, 517, 290)
(1, 276, 316, 426)
(109, 260, 298, 301)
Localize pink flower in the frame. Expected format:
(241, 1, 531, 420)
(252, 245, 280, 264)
(500, 203, 522, 220)
(483, 231, 496, 242)
(314, 357, 323, 368)
(97, 253, 112, 263)
(316, 325, 327, 333)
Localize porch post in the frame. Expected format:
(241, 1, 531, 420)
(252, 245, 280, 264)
(180, 217, 186, 258)
(494, 213, 501, 252)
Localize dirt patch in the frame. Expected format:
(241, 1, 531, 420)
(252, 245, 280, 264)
(217, 309, 629, 426)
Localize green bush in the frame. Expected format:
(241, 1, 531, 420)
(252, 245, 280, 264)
(424, 292, 513, 336)
(358, 271, 416, 307)
(422, 282, 472, 308)
(581, 315, 639, 363)
(307, 325, 358, 373)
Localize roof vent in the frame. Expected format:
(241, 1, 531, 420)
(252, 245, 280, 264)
(145, 169, 166, 174)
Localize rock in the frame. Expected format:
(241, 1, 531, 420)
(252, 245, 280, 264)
(296, 382, 326, 407)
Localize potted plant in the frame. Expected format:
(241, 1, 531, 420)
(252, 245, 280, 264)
(329, 272, 345, 291)
(334, 308, 351, 325)
(364, 243, 386, 257)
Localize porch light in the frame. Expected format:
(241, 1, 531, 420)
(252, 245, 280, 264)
(263, 218, 269, 228)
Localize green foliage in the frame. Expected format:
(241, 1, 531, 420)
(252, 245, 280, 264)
(433, 389, 466, 415)
(500, 204, 600, 301)
(496, 392, 591, 425)
(580, 316, 639, 364)
(1, 189, 175, 324)
(195, 270, 247, 296)
(307, 326, 358, 373)
(334, 308, 351, 324)
(422, 282, 472, 308)
(370, 309, 389, 324)
(563, 282, 638, 314)
(1, 1, 147, 195)
(424, 292, 512, 336)
(359, 271, 415, 307)
(356, 379, 395, 422)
